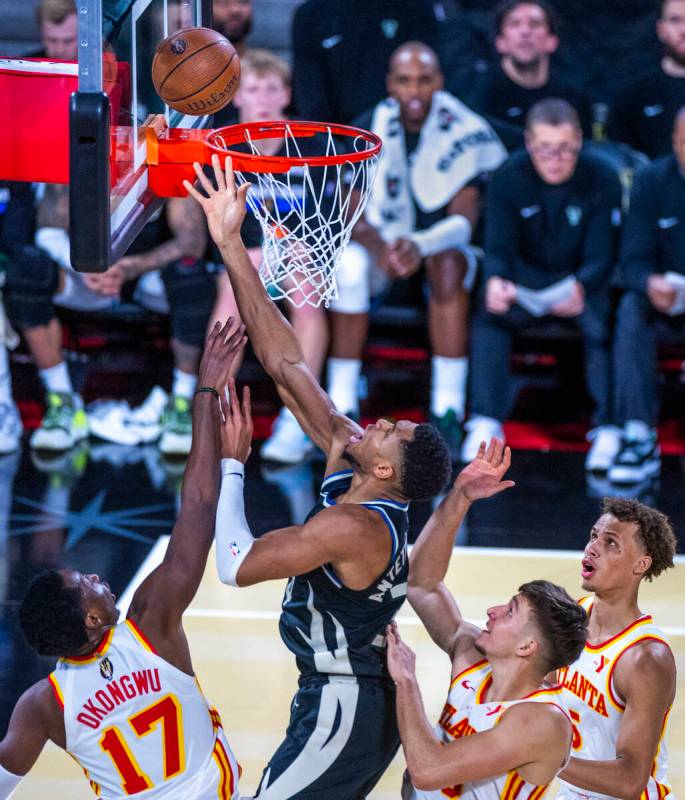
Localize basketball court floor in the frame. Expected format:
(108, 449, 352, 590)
(2, 437, 684, 799)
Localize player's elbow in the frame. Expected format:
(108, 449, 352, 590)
(409, 762, 443, 792)
(614, 758, 653, 800)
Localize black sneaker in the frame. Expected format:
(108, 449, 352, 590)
(608, 434, 661, 485)
(429, 409, 462, 463)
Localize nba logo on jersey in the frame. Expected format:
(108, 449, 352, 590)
(99, 657, 114, 681)
(230, 541, 241, 556)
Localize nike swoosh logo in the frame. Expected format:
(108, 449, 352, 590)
(520, 205, 540, 218)
(658, 217, 678, 229)
(507, 107, 524, 117)
(643, 104, 664, 117)
(321, 34, 343, 49)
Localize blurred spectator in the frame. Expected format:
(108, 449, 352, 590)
(208, 49, 330, 464)
(327, 42, 507, 458)
(291, 0, 444, 123)
(609, 108, 685, 483)
(0, 183, 33, 453)
(32, 0, 78, 61)
(4, 186, 211, 456)
(462, 99, 622, 468)
(450, 0, 594, 151)
(608, 0, 685, 159)
(212, 0, 252, 126)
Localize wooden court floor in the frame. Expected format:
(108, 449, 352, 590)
(16, 547, 685, 799)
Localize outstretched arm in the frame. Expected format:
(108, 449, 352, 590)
(185, 156, 359, 457)
(127, 320, 246, 631)
(386, 623, 570, 791)
(408, 439, 514, 667)
(559, 642, 675, 800)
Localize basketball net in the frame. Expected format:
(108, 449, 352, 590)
(210, 123, 380, 308)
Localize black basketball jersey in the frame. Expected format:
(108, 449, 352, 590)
(279, 469, 409, 680)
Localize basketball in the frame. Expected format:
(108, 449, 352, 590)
(151, 27, 240, 116)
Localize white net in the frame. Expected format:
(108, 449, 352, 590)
(210, 123, 380, 308)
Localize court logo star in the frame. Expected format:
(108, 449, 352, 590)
(10, 491, 174, 549)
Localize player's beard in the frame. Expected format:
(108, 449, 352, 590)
(665, 42, 685, 68)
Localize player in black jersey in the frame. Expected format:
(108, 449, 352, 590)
(186, 156, 452, 798)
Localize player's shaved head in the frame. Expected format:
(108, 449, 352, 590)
(388, 41, 441, 76)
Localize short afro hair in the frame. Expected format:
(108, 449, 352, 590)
(520, 580, 588, 673)
(399, 423, 451, 502)
(18, 570, 89, 657)
(601, 498, 677, 581)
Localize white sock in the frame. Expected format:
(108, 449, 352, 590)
(624, 420, 651, 442)
(172, 368, 197, 399)
(0, 349, 11, 402)
(327, 358, 362, 415)
(39, 362, 72, 395)
(431, 356, 468, 418)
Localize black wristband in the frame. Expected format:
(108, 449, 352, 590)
(194, 386, 220, 399)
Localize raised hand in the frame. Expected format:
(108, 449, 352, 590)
(198, 318, 247, 393)
(220, 377, 253, 463)
(453, 436, 515, 503)
(386, 621, 417, 687)
(183, 154, 251, 247)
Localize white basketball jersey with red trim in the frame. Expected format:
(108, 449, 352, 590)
(407, 659, 572, 800)
(556, 598, 673, 800)
(48, 619, 241, 799)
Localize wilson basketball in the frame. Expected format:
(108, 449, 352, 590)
(152, 27, 240, 116)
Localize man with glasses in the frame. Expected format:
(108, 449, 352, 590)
(461, 99, 622, 472)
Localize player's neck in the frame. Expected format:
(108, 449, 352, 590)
(586, 589, 643, 643)
(501, 56, 550, 89)
(486, 661, 544, 702)
(340, 470, 406, 504)
(69, 626, 114, 658)
(662, 55, 685, 78)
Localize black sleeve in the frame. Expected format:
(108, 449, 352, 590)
(0, 182, 35, 258)
(607, 86, 639, 151)
(291, 3, 333, 121)
(483, 165, 519, 281)
(576, 168, 623, 290)
(618, 166, 659, 294)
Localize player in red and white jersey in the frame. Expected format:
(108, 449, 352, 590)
(386, 439, 588, 799)
(0, 320, 248, 800)
(556, 498, 678, 800)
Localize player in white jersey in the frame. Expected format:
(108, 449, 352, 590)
(0, 319, 249, 800)
(385, 438, 588, 798)
(556, 498, 678, 800)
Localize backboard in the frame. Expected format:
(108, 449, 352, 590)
(68, 0, 212, 270)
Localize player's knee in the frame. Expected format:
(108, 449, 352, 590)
(161, 259, 216, 348)
(616, 291, 649, 337)
(330, 241, 371, 314)
(426, 250, 468, 302)
(4, 246, 60, 329)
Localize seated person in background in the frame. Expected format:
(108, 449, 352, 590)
(327, 41, 507, 458)
(291, 0, 444, 124)
(211, 0, 252, 127)
(608, 0, 685, 160)
(462, 99, 622, 469)
(208, 49, 330, 465)
(0, 182, 34, 453)
(4, 185, 212, 456)
(388, 440, 587, 799)
(450, 0, 594, 152)
(30, 0, 78, 61)
(608, 108, 685, 484)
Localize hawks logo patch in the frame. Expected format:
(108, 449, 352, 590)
(99, 657, 114, 681)
(171, 38, 187, 55)
(386, 174, 401, 199)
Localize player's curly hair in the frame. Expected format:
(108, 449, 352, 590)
(18, 570, 89, 657)
(520, 580, 588, 673)
(399, 423, 451, 502)
(602, 498, 677, 581)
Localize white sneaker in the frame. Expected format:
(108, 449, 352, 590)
(261, 409, 314, 464)
(0, 400, 21, 453)
(460, 416, 504, 463)
(585, 425, 622, 473)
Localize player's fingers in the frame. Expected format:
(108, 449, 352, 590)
(237, 181, 251, 206)
(492, 436, 504, 466)
(224, 155, 236, 196)
(476, 441, 486, 460)
(242, 385, 252, 431)
(193, 162, 215, 195)
(212, 154, 227, 193)
(502, 445, 512, 473)
(485, 437, 496, 463)
(493, 481, 516, 495)
(227, 377, 239, 418)
(183, 179, 205, 204)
